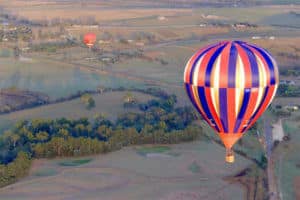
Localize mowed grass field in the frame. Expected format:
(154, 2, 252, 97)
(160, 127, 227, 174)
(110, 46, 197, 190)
(273, 110, 300, 200)
(0, 141, 251, 200)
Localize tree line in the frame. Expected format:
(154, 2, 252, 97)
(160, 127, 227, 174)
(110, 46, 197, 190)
(277, 84, 300, 97)
(0, 89, 204, 187)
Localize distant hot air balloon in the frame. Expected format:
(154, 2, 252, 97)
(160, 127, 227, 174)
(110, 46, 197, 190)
(83, 33, 96, 48)
(184, 40, 279, 163)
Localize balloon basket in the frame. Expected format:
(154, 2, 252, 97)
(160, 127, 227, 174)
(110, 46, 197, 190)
(225, 154, 235, 163)
(225, 148, 235, 163)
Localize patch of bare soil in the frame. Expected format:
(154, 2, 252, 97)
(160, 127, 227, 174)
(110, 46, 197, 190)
(0, 88, 49, 113)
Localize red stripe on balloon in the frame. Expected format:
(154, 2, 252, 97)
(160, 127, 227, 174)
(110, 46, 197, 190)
(219, 42, 231, 88)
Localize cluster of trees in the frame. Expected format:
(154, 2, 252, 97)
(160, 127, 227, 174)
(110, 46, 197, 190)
(278, 52, 299, 60)
(0, 25, 32, 42)
(36, 27, 66, 40)
(29, 40, 77, 53)
(277, 84, 300, 97)
(0, 152, 31, 187)
(130, 31, 156, 43)
(0, 90, 203, 187)
(280, 68, 300, 77)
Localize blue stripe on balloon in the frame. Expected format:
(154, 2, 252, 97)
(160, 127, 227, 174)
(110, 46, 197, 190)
(205, 43, 228, 87)
(248, 44, 276, 85)
(185, 83, 202, 116)
(228, 43, 238, 88)
(189, 44, 219, 84)
(234, 88, 251, 133)
(198, 86, 220, 132)
(241, 86, 269, 132)
(239, 44, 259, 87)
(219, 88, 228, 132)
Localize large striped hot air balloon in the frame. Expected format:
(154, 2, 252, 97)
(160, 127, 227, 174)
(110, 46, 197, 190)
(184, 40, 279, 163)
(83, 33, 96, 48)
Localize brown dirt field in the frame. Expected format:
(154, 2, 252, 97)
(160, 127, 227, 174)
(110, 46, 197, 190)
(294, 177, 300, 200)
(0, 88, 49, 112)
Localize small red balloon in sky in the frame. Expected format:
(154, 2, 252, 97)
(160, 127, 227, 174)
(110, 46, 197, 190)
(83, 33, 96, 48)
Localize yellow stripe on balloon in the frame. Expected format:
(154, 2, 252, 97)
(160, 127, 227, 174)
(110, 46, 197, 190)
(235, 55, 245, 117)
(193, 55, 204, 86)
(211, 87, 220, 117)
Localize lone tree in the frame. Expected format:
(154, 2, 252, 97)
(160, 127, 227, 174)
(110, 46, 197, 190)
(80, 94, 96, 110)
(123, 92, 136, 103)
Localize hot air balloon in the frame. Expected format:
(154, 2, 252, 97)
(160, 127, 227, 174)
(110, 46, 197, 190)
(83, 33, 96, 48)
(184, 40, 279, 163)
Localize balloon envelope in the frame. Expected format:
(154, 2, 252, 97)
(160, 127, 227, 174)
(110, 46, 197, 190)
(183, 40, 279, 162)
(83, 33, 96, 48)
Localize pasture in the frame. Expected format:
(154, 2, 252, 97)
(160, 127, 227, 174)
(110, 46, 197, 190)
(273, 110, 300, 200)
(0, 141, 251, 200)
(0, 91, 155, 132)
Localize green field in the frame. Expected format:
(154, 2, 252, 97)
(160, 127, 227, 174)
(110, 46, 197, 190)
(273, 110, 300, 200)
(33, 168, 58, 177)
(0, 91, 155, 132)
(136, 145, 171, 156)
